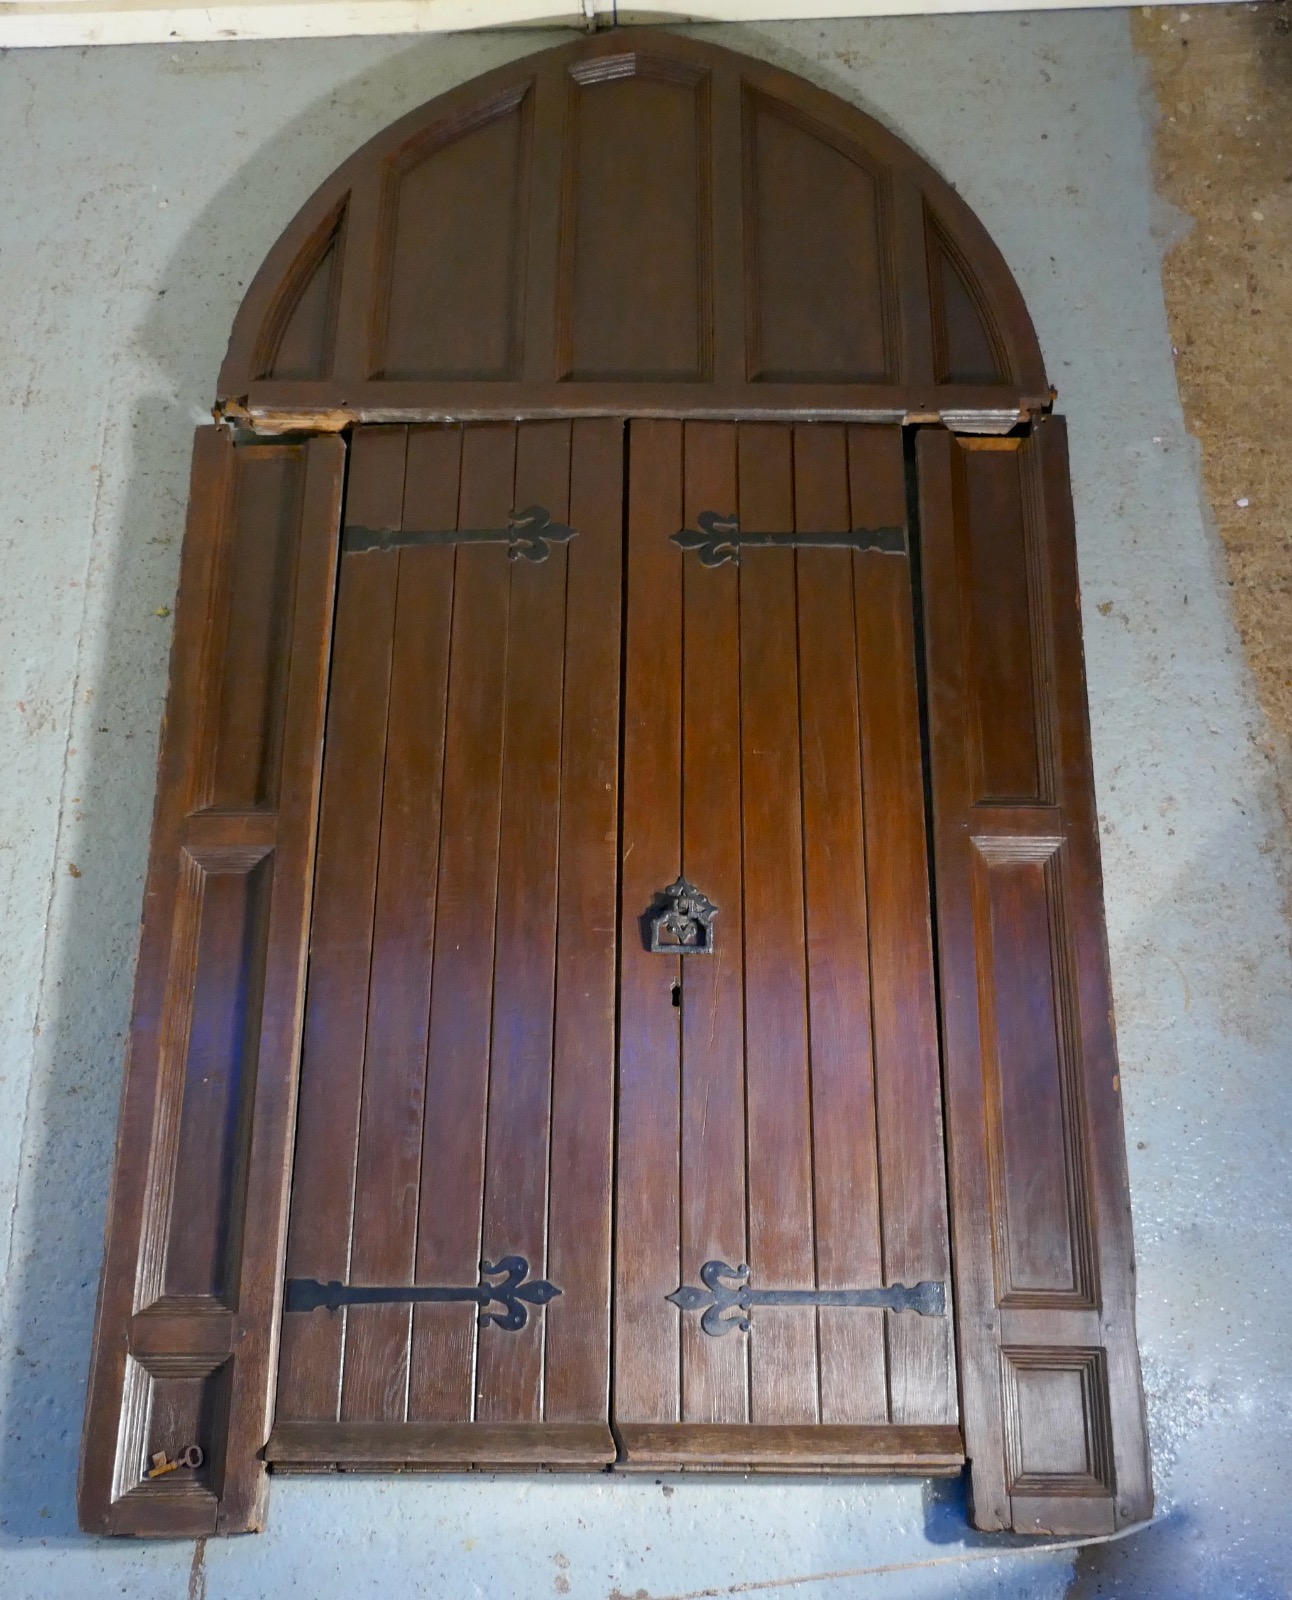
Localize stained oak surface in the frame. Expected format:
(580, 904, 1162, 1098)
(613, 422, 955, 1464)
(219, 29, 1048, 430)
(275, 422, 622, 1466)
(918, 422, 1151, 1532)
(83, 27, 1149, 1539)
(85, 414, 1152, 1531)
(275, 419, 957, 1471)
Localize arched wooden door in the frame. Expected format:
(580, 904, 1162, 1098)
(80, 29, 1150, 1538)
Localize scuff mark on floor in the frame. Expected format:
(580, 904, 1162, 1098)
(188, 1536, 208, 1600)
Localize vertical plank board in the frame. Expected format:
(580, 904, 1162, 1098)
(679, 422, 749, 1426)
(409, 425, 517, 1423)
(544, 419, 625, 1424)
(475, 422, 572, 1424)
(340, 428, 459, 1423)
(276, 427, 405, 1424)
(916, 428, 1015, 1531)
(791, 424, 887, 1426)
(737, 424, 818, 1426)
(615, 419, 684, 1425)
(848, 425, 956, 1427)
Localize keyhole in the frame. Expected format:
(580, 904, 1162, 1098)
(671, 980, 682, 1008)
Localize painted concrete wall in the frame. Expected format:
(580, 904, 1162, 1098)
(1, 14, 1288, 1598)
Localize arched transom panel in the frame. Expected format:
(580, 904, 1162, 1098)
(219, 30, 1049, 430)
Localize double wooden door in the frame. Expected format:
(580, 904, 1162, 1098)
(269, 418, 958, 1473)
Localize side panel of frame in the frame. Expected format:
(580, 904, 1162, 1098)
(918, 419, 1152, 1535)
(79, 427, 345, 1536)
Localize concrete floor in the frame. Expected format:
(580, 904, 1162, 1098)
(1, 12, 1290, 1599)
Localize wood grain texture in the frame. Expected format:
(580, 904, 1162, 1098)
(737, 424, 818, 1427)
(280, 421, 623, 1467)
(543, 419, 624, 1425)
(792, 424, 886, 1427)
(614, 418, 684, 1426)
(218, 29, 1049, 426)
(617, 1423, 962, 1470)
(846, 426, 955, 1430)
(267, 1421, 615, 1466)
(474, 421, 570, 1425)
(277, 429, 403, 1429)
(678, 422, 748, 1429)
(918, 421, 1151, 1533)
(93, 43, 1151, 1515)
(613, 420, 955, 1464)
(79, 430, 345, 1536)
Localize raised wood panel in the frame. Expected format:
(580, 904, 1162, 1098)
(745, 93, 894, 383)
(80, 430, 345, 1536)
(204, 447, 309, 810)
(218, 30, 1050, 425)
(559, 58, 711, 381)
(158, 848, 274, 1303)
(1001, 1348, 1114, 1497)
(919, 420, 1151, 1534)
(928, 213, 1007, 385)
(952, 439, 1052, 805)
(373, 89, 532, 381)
(971, 837, 1097, 1308)
(255, 201, 345, 382)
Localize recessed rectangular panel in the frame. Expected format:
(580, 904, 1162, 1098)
(745, 95, 893, 383)
(957, 444, 1047, 804)
(208, 448, 306, 810)
(1001, 1348, 1114, 1496)
(376, 94, 531, 380)
(562, 67, 710, 380)
(162, 852, 272, 1302)
(973, 839, 1095, 1305)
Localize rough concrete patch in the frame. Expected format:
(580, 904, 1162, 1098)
(1132, 1, 1292, 919)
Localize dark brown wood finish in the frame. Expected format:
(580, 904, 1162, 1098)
(217, 30, 1047, 434)
(86, 27, 1152, 1541)
(918, 420, 1151, 1533)
(269, 421, 622, 1470)
(79, 429, 344, 1534)
(614, 421, 958, 1470)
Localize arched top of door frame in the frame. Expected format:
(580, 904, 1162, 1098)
(218, 29, 1049, 435)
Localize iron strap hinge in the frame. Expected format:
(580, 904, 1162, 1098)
(669, 1259, 946, 1337)
(672, 511, 906, 568)
(285, 1256, 560, 1332)
(344, 505, 576, 563)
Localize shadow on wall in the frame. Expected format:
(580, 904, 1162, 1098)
(0, 29, 565, 1546)
(3, 24, 1264, 1586)
(0, 20, 935, 1547)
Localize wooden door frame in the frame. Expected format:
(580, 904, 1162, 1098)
(79, 27, 1150, 1537)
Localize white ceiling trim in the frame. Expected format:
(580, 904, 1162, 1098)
(0, 0, 1217, 52)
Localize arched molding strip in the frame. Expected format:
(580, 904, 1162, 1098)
(218, 29, 1049, 432)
